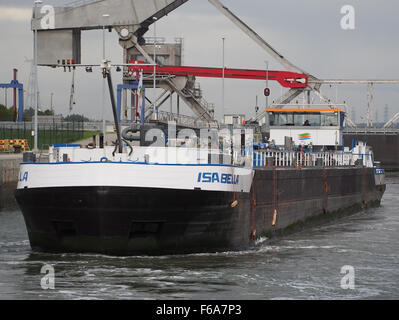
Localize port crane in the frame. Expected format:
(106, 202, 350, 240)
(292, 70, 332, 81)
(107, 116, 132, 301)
(31, 0, 399, 128)
(207, 0, 356, 127)
(207, 0, 399, 128)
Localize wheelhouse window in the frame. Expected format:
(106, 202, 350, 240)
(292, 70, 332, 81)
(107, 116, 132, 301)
(269, 113, 294, 126)
(294, 113, 321, 126)
(322, 113, 339, 126)
(269, 111, 340, 127)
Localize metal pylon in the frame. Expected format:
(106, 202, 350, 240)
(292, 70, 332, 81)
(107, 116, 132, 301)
(366, 82, 374, 128)
(25, 58, 36, 111)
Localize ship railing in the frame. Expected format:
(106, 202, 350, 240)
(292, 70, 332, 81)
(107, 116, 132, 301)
(253, 150, 373, 168)
(47, 144, 254, 167)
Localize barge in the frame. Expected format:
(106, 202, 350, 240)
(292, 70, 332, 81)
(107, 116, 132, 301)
(15, 107, 386, 255)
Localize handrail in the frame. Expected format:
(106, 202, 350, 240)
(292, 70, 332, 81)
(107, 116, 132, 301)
(253, 150, 374, 168)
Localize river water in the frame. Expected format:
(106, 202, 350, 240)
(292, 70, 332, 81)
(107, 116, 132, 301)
(0, 175, 398, 300)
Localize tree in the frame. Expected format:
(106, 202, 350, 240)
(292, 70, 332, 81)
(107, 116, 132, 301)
(23, 107, 35, 119)
(41, 109, 54, 116)
(0, 104, 14, 121)
(63, 114, 90, 122)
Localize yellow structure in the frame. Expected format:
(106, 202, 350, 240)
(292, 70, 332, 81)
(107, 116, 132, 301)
(0, 139, 30, 152)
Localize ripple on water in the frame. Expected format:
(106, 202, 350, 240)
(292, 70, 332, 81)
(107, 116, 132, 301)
(0, 177, 398, 299)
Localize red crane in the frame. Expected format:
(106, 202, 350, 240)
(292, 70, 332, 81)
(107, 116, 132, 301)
(128, 61, 308, 89)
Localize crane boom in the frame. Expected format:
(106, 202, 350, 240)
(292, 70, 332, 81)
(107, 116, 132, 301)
(128, 62, 308, 88)
(207, 0, 307, 75)
(383, 112, 399, 128)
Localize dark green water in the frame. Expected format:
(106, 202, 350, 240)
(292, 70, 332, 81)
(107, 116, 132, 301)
(0, 176, 398, 300)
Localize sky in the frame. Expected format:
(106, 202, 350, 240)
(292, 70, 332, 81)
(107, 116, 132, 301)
(0, 0, 398, 124)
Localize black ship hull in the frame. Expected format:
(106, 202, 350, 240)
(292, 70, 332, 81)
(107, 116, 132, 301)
(15, 167, 385, 255)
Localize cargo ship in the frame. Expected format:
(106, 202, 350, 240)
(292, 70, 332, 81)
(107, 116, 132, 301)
(14, 106, 386, 255)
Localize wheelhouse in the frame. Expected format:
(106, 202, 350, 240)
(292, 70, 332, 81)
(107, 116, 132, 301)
(267, 108, 346, 149)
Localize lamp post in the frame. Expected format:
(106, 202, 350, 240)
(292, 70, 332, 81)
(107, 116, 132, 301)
(265, 60, 269, 109)
(33, 0, 42, 152)
(51, 92, 55, 123)
(101, 14, 109, 139)
(153, 17, 158, 120)
(222, 37, 225, 122)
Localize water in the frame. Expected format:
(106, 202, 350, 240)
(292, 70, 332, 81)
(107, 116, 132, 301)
(0, 176, 398, 300)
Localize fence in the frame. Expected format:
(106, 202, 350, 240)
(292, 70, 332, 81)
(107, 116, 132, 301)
(0, 122, 84, 151)
(253, 150, 373, 168)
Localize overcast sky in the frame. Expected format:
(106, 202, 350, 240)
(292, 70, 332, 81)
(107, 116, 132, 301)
(0, 0, 398, 123)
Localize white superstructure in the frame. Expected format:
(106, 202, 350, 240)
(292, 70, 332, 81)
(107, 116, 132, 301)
(267, 107, 345, 148)
(17, 146, 254, 193)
